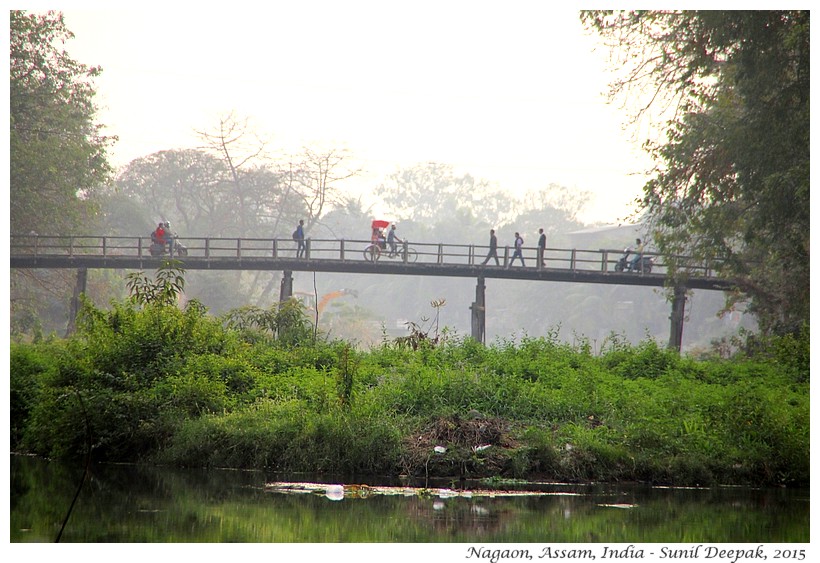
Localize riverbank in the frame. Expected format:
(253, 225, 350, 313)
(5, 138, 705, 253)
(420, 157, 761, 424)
(10, 299, 809, 487)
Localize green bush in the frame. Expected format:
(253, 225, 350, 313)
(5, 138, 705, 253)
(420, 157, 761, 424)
(10, 343, 59, 449)
(161, 400, 404, 473)
(601, 339, 680, 379)
(9, 295, 810, 487)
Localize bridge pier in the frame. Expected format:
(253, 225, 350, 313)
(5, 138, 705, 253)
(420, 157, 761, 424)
(279, 270, 293, 302)
(668, 285, 687, 352)
(65, 267, 88, 336)
(470, 276, 486, 343)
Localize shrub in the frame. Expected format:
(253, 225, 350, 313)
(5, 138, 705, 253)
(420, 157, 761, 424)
(161, 400, 404, 473)
(557, 423, 634, 481)
(10, 306, 809, 487)
(10, 343, 58, 449)
(519, 426, 561, 475)
(601, 338, 680, 379)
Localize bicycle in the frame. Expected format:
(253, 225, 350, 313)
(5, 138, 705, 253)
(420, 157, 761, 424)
(363, 241, 418, 262)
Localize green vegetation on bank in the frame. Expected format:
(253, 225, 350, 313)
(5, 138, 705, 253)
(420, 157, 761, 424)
(10, 270, 809, 488)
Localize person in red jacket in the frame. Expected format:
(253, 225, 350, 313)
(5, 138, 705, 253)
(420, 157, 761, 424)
(152, 222, 166, 245)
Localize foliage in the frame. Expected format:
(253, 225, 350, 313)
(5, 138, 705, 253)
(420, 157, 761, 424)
(11, 294, 809, 486)
(600, 338, 681, 379)
(582, 10, 809, 336)
(159, 401, 404, 474)
(19, 294, 239, 460)
(112, 149, 230, 235)
(107, 140, 362, 316)
(10, 10, 115, 340)
(737, 322, 809, 383)
(380, 162, 515, 236)
(10, 343, 57, 449)
(125, 261, 186, 307)
(511, 184, 592, 242)
(10, 10, 114, 235)
(393, 298, 448, 349)
(221, 299, 315, 346)
(335, 344, 358, 408)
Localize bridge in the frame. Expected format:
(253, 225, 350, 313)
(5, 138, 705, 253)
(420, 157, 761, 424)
(10, 234, 736, 350)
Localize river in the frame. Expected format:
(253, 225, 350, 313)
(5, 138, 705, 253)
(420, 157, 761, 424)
(10, 454, 809, 543)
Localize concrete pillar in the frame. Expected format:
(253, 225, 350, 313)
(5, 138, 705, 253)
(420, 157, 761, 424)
(279, 270, 293, 302)
(470, 276, 486, 343)
(668, 285, 687, 352)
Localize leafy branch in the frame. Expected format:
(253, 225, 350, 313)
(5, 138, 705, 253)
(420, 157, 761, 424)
(125, 261, 186, 307)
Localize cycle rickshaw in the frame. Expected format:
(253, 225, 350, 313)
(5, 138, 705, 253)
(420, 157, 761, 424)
(363, 220, 418, 262)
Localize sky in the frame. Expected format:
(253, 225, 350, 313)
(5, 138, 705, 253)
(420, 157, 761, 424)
(56, 3, 656, 225)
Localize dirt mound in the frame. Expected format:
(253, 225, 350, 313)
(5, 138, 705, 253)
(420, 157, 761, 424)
(400, 414, 519, 479)
(420, 414, 510, 448)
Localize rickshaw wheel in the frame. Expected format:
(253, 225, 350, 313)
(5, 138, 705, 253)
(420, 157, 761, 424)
(363, 244, 381, 262)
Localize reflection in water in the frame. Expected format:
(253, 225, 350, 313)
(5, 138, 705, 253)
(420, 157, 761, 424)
(9, 455, 809, 543)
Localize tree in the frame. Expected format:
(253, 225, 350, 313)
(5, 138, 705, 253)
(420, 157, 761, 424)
(10, 10, 114, 234)
(511, 185, 591, 244)
(112, 149, 226, 235)
(277, 146, 361, 233)
(111, 147, 298, 313)
(582, 10, 809, 335)
(195, 113, 283, 236)
(10, 10, 115, 338)
(380, 162, 515, 242)
(315, 195, 376, 239)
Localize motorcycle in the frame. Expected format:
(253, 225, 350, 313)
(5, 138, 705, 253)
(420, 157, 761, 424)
(149, 232, 188, 257)
(614, 248, 653, 273)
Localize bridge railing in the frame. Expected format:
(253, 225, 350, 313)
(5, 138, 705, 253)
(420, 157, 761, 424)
(10, 235, 144, 257)
(10, 235, 721, 277)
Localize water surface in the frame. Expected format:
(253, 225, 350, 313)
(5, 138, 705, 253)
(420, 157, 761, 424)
(10, 455, 809, 543)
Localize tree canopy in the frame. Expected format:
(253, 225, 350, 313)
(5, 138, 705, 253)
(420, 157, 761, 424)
(10, 10, 114, 234)
(582, 10, 809, 335)
(10, 10, 116, 339)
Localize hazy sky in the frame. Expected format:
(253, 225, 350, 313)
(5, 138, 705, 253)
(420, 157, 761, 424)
(59, 3, 654, 225)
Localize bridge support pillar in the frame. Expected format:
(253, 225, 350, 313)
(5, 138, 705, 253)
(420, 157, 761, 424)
(279, 270, 293, 302)
(668, 285, 687, 352)
(65, 267, 88, 336)
(470, 276, 486, 343)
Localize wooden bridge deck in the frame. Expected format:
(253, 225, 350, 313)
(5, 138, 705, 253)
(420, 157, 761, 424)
(10, 235, 733, 291)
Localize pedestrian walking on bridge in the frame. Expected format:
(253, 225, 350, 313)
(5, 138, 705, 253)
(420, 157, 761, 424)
(294, 219, 306, 258)
(481, 229, 499, 266)
(509, 232, 525, 267)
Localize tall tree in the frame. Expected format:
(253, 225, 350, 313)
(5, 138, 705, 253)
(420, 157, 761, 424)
(582, 10, 809, 335)
(10, 11, 115, 338)
(278, 146, 361, 233)
(113, 149, 227, 235)
(111, 147, 304, 313)
(195, 113, 271, 236)
(10, 10, 114, 234)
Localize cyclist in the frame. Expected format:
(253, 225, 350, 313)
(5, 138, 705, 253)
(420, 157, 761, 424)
(387, 224, 403, 257)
